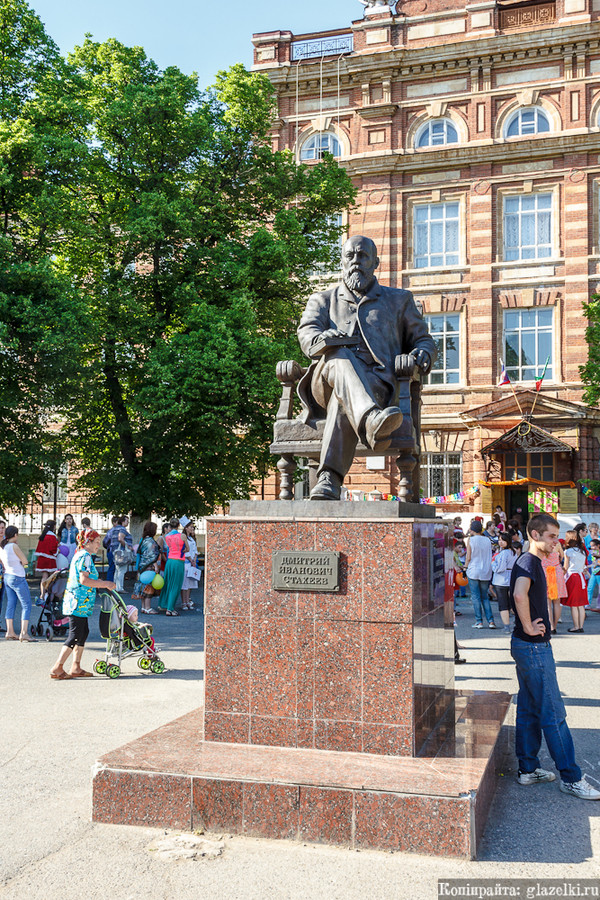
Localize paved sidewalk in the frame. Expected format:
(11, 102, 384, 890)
(1, 590, 599, 900)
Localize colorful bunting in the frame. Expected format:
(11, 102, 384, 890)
(581, 484, 600, 504)
(419, 486, 480, 505)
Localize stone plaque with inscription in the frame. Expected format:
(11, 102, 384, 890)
(272, 551, 340, 592)
(559, 488, 578, 514)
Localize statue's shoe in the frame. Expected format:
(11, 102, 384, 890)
(310, 469, 343, 501)
(365, 406, 403, 451)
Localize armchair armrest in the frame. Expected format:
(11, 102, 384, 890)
(275, 360, 307, 421)
(394, 355, 425, 380)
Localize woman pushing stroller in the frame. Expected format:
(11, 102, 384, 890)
(50, 529, 115, 680)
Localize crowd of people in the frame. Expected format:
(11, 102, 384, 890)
(453, 510, 600, 637)
(0, 514, 203, 659)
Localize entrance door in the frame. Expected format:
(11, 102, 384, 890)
(507, 487, 529, 528)
(491, 484, 505, 518)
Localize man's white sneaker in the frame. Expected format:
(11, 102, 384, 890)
(517, 768, 556, 785)
(472, 623, 483, 629)
(560, 777, 600, 800)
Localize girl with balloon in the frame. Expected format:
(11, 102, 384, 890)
(131, 521, 163, 613)
(57, 513, 79, 565)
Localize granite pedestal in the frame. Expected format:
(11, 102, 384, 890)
(204, 503, 452, 756)
(92, 501, 510, 858)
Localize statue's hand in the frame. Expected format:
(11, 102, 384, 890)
(308, 329, 349, 358)
(410, 349, 431, 372)
(317, 329, 348, 342)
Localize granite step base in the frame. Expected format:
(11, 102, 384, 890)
(92, 690, 510, 859)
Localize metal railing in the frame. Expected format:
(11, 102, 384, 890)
(291, 35, 353, 62)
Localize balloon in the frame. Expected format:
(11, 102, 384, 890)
(59, 546, 69, 557)
(139, 570, 155, 585)
(151, 574, 164, 590)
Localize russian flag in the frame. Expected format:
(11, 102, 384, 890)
(498, 360, 510, 387)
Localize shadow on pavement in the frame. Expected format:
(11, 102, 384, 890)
(479, 726, 600, 863)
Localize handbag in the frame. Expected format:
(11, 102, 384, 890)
(114, 547, 135, 566)
(185, 565, 202, 582)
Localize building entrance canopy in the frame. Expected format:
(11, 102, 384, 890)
(480, 420, 574, 456)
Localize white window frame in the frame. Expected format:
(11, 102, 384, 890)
(503, 306, 554, 383)
(420, 452, 462, 499)
(505, 107, 550, 138)
(416, 118, 458, 149)
(503, 192, 553, 262)
(309, 212, 345, 278)
(424, 313, 461, 385)
(300, 132, 342, 161)
(413, 201, 460, 269)
(42, 464, 69, 503)
(294, 459, 311, 500)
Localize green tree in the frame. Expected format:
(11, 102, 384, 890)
(0, 0, 87, 511)
(581, 292, 600, 407)
(60, 42, 355, 519)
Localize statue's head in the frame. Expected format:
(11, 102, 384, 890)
(341, 235, 379, 294)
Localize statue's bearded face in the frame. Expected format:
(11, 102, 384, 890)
(341, 238, 379, 294)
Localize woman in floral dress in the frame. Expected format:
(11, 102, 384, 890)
(132, 522, 161, 613)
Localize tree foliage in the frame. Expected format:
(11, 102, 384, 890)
(0, 0, 87, 511)
(0, 5, 355, 517)
(581, 293, 600, 408)
(57, 44, 355, 518)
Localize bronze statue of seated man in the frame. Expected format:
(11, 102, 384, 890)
(296, 235, 437, 500)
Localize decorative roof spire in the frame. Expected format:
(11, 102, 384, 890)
(359, 0, 395, 15)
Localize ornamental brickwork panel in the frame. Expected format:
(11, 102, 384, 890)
(500, 3, 555, 29)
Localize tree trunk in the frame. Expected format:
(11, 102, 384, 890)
(128, 515, 146, 546)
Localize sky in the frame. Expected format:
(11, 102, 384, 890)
(30, 0, 359, 87)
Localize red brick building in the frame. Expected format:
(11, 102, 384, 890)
(251, 0, 600, 521)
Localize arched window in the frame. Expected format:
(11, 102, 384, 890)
(416, 119, 458, 149)
(300, 132, 342, 161)
(505, 107, 550, 138)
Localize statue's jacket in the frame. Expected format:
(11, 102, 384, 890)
(296, 278, 437, 425)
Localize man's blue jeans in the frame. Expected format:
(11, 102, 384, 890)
(468, 578, 494, 625)
(511, 636, 581, 783)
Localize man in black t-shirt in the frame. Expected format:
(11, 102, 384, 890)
(509, 513, 600, 800)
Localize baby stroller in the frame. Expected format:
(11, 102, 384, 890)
(31, 569, 70, 640)
(94, 589, 165, 679)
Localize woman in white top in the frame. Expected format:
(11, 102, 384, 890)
(491, 532, 516, 634)
(181, 522, 198, 610)
(0, 526, 35, 641)
(0, 519, 6, 632)
(562, 529, 588, 633)
(465, 520, 496, 628)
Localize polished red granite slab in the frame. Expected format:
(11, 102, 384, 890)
(92, 690, 511, 858)
(204, 516, 453, 757)
(92, 513, 508, 858)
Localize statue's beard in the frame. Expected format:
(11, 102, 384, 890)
(344, 269, 374, 294)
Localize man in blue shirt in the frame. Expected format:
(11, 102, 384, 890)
(509, 512, 600, 800)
